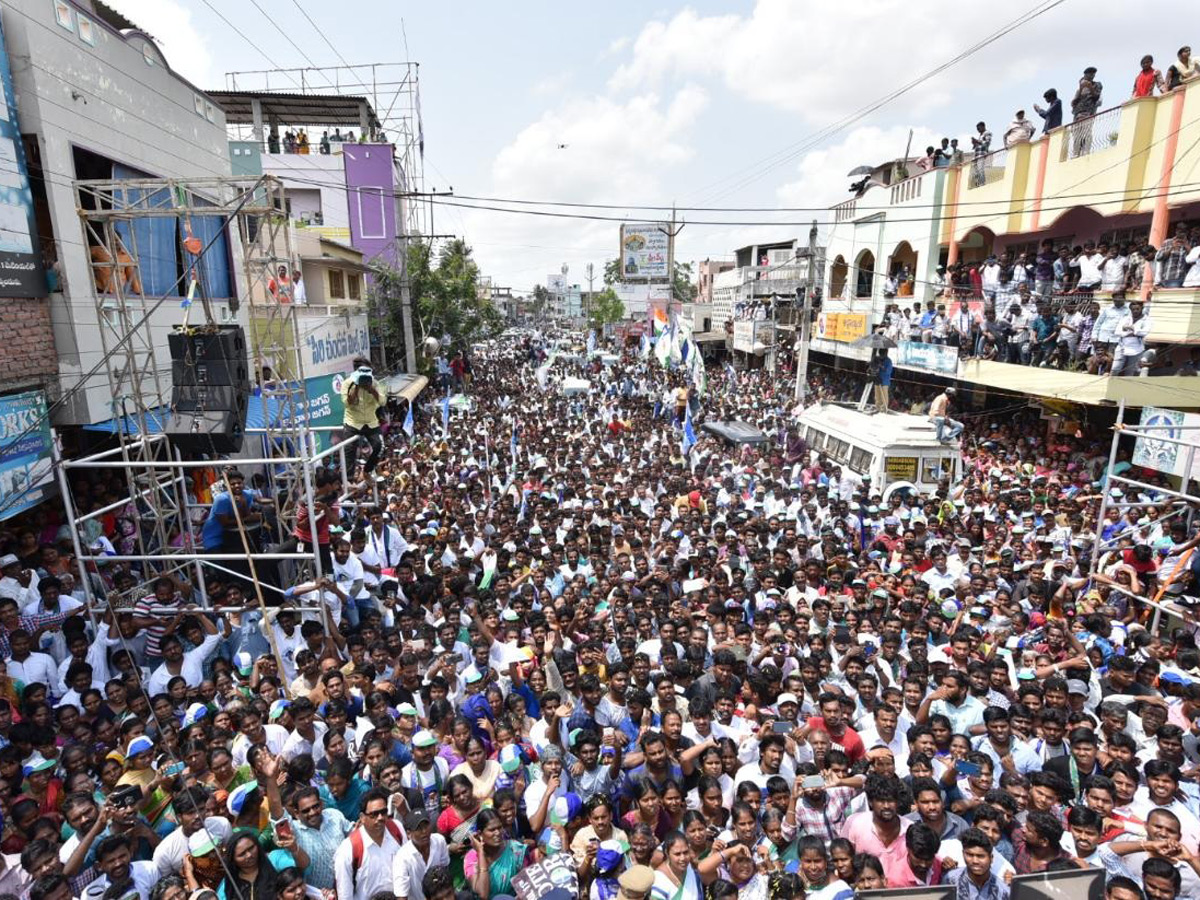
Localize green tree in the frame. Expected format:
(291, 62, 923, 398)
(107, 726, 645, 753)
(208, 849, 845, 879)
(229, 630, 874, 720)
(588, 287, 625, 330)
(602, 258, 697, 302)
(531, 284, 551, 317)
(371, 237, 502, 372)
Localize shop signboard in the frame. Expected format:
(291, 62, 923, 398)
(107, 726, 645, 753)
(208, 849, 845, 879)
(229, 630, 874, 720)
(0, 390, 53, 521)
(897, 340, 959, 375)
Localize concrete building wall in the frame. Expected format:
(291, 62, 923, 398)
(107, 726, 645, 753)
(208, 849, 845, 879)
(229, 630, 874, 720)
(1, 0, 236, 425)
(343, 143, 399, 269)
(262, 152, 349, 231)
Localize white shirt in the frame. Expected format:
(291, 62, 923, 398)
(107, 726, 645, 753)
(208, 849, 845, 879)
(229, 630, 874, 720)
(145, 633, 221, 695)
(0, 571, 38, 605)
(283, 722, 330, 763)
(334, 823, 407, 900)
(89, 860, 158, 900)
(8, 652, 59, 697)
(333, 555, 370, 601)
(152, 818, 232, 877)
(1115, 312, 1151, 354)
(392, 834, 449, 900)
(1075, 252, 1104, 286)
(356, 544, 384, 588)
(232, 723, 290, 766)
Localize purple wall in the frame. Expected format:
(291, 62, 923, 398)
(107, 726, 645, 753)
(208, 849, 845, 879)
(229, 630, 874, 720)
(342, 144, 400, 269)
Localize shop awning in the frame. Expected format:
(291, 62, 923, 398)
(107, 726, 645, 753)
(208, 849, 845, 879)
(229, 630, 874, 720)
(693, 331, 726, 342)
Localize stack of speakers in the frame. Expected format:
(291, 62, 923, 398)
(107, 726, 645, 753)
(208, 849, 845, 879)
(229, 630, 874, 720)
(166, 325, 250, 454)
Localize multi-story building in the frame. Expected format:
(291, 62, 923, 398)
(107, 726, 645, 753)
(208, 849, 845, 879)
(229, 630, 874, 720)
(0, 0, 242, 433)
(818, 82, 1200, 407)
(711, 239, 824, 330)
(211, 89, 416, 372)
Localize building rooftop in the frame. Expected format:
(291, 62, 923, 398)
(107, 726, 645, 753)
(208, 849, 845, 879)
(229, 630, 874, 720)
(207, 90, 381, 130)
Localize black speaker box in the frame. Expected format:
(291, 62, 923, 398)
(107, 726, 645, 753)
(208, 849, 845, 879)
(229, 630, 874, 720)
(167, 326, 247, 364)
(165, 408, 245, 453)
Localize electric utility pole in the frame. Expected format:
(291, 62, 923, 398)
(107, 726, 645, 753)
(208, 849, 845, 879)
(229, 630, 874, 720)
(794, 220, 818, 404)
(658, 205, 685, 319)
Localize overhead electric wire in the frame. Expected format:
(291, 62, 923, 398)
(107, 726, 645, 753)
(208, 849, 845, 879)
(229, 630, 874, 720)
(399, 178, 1200, 215)
(290, 0, 358, 73)
(0, 176, 269, 518)
(199, 0, 304, 91)
(686, 0, 1069, 206)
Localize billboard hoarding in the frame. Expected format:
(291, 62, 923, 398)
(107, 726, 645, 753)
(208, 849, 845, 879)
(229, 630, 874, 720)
(0, 13, 44, 297)
(897, 341, 959, 375)
(619, 223, 669, 280)
(0, 391, 54, 521)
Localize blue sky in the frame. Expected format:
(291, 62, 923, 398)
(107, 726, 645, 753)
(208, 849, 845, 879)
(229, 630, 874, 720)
(114, 0, 1183, 293)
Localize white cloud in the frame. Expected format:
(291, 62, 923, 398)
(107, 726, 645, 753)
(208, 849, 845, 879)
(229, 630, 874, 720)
(105, 0, 215, 86)
(469, 86, 709, 289)
(775, 124, 945, 214)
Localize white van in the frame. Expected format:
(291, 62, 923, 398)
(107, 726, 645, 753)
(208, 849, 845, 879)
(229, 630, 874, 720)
(796, 402, 961, 494)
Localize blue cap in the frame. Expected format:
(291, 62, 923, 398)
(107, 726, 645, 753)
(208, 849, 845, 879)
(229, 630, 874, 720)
(126, 735, 154, 758)
(227, 780, 260, 816)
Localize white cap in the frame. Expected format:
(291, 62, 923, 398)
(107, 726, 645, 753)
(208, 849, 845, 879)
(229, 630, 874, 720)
(776, 692, 799, 708)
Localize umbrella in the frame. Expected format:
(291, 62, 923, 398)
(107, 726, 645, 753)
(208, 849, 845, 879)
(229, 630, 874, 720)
(852, 332, 897, 349)
(846, 165, 874, 176)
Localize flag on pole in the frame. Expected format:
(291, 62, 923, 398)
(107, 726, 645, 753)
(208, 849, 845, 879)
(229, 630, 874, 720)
(510, 425, 518, 464)
(586, 329, 595, 355)
(517, 488, 529, 522)
(441, 388, 450, 434)
(681, 402, 698, 456)
(639, 332, 651, 358)
(402, 400, 414, 437)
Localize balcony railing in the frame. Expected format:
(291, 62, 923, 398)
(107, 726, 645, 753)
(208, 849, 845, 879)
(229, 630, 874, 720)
(890, 171, 926, 205)
(1060, 106, 1122, 161)
(966, 148, 1007, 189)
(834, 199, 857, 222)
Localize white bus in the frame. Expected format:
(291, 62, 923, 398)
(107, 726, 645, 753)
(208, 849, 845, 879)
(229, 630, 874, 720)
(796, 402, 961, 494)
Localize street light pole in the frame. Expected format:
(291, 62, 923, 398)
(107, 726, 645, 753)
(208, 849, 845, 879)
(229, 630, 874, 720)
(586, 262, 594, 332)
(794, 220, 818, 404)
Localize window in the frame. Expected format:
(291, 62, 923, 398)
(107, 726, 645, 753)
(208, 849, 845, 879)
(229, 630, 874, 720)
(78, 14, 95, 45)
(328, 270, 345, 298)
(54, 1, 74, 31)
(827, 438, 849, 464)
(922, 458, 947, 483)
(347, 273, 361, 301)
(850, 446, 873, 472)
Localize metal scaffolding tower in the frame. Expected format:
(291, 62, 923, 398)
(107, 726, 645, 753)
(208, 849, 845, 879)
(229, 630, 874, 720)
(61, 175, 352, 608)
(1090, 401, 1200, 632)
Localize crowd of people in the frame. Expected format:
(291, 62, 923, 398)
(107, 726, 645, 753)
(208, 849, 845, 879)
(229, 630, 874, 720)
(875, 221, 1200, 375)
(0, 332, 1197, 900)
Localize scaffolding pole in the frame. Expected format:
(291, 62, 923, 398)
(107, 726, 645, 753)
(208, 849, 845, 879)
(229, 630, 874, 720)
(67, 175, 332, 607)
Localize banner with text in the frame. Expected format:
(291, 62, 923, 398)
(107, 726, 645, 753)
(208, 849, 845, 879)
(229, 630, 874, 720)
(897, 340, 959, 375)
(619, 223, 669, 280)
(815, 312, 869, 343)
(0, 11, 44, 296)
(0, 390, 54, 520)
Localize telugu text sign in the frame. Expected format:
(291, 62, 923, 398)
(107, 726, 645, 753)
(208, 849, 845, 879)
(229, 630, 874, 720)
(619, 223, 669, 280)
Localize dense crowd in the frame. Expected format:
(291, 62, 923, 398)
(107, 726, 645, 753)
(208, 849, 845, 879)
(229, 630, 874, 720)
(0, 334, 1197, 900)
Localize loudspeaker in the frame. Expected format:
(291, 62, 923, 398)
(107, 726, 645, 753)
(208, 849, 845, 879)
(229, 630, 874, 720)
(165, 409, 245, 454)
(166, 326, 250, 455)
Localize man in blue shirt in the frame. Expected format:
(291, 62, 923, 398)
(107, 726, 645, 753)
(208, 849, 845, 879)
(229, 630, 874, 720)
(872, 350, 894, 410)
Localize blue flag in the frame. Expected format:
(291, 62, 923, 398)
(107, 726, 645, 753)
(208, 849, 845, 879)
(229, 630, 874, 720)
(402, 400, 414, 437)
(510, 425, 518, 463)
(518, 488, 529, 522)
(441, 388, 450, 434)
(681, 403, 697, 456)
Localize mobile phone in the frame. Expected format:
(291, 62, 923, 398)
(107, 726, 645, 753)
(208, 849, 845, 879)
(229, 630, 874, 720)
(162, 761, 185, 778)
(802, 775, 826, 790)
(772, 720, 792, 734)
(863, 644, 876, 659)
(410, 639, 425, 651)
(955, 760, 982, 777)
(275, 818, 294, 842)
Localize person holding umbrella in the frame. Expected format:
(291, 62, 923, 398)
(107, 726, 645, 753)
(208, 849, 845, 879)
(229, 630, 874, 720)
(871, 349, 893, 411)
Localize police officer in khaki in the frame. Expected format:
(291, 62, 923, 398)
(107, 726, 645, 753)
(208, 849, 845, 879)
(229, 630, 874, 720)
(618, 865, 654, 900)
